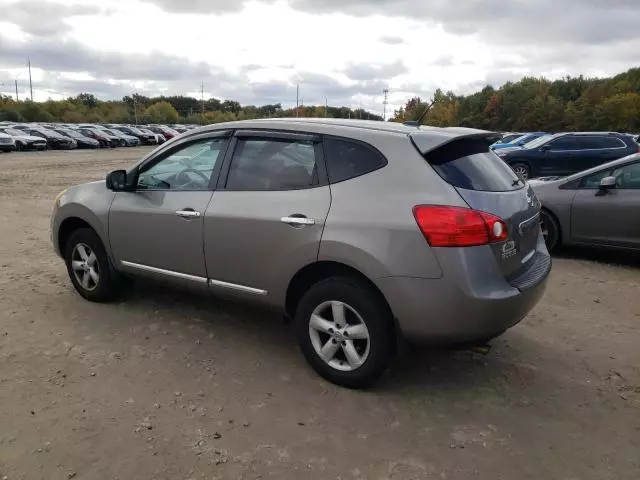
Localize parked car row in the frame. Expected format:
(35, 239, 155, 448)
(491, 131, 640, 180)
(0, 122, 200, 152)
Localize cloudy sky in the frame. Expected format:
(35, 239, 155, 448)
(1, 0, 639, 116)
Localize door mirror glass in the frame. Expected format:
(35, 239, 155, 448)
(106, 170, 134, 191)
(598, 176, 617, 190)
(540, 144, 550, 152)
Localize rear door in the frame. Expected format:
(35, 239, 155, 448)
(416, 136, 543, 280)
(203, 130, 331, 305)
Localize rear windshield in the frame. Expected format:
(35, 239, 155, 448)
(420, 137, 524, 192)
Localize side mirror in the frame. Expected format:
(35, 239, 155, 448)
(540, 145, 551, 152)
(106, 170, 135, 192)
(598, 176, 617, 192)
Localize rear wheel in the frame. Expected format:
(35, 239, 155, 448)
(511, 162, 531, 180)
(64, 228, 121, 302)
(540, 210, 560, 252)
(295, 276, 394, 388)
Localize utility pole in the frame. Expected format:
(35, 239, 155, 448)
(201, 80, 205, 117)
(133, 93, 138, 125)
(325, 97, 328, 117)
(28, 59, 33, 101)
(383, 88, 389, 121)
(15, 79, 19, 101)
(296, 84, 299, 117)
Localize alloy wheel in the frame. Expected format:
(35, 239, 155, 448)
(513, 165, 529, 180)
(71, 243, 100, 292)
(308, 300, 370, 372)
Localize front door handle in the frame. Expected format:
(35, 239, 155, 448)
(176, 209, 201, 219)
(281, 215, 315, 226)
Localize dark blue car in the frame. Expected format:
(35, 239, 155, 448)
(495, 132, 640, 180)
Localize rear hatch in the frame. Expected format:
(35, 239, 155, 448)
(411, 133, 542, 280)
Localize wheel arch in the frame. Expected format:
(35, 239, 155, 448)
(286, 261, 391, 319)
(541, 206, 563, 246)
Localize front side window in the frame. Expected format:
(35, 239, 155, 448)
(580, 169, 613, 189)
(225, 138, 318, 190)
(549, 137, 579, 150)
(613, 162, 640, 189)
(137, 137, 226, 190)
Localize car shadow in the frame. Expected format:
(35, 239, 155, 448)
(554, 246, 640, 267)
(118, 281, 534, 393)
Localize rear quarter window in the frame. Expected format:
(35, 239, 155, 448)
(323, 137, 387, 183)
(421, 138, 524, 192)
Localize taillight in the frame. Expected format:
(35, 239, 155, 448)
(413, 205, 508, 247)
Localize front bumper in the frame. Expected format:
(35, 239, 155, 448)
(376, 237, 551, 344)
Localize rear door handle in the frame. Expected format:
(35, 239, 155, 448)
(281, 216, 315, 226)
(176, 209, 201, 219)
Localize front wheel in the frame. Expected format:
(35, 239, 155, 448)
(540, 210, 560, 252)
(64, 228, 121, 302)
(295, 277, 394, 388)
(511, 162, 531, 181)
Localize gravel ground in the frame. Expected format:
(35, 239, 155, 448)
(0, 147, 639, 480)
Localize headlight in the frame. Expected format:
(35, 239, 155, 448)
(54, 188, 68, 208)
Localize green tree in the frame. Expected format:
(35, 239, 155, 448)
(144, 101, 180, 124)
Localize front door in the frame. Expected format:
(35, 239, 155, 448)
(571, 161, 640, 248)
(544, 136, 580, 175)
(109, 133, 229, 286)
(203, 130, 331, 306)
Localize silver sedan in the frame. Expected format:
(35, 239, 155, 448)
(530, 153, 640, 252)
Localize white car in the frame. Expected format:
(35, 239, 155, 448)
(0, 127, 48, 151)
(0, 131, 16, 152)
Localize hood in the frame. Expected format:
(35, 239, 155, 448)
(494, 146, 524, 155)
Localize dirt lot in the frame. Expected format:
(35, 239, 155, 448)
(0, 147, 639, 480)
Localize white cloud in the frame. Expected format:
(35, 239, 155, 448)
(1, 0, 639, 113)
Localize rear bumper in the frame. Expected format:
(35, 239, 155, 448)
(376, 238, 551, 344)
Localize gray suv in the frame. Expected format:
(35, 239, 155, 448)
(51, 119, 551, 388)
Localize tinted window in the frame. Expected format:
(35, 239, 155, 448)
(549, 137, 579, 150)
(324, 138, 386, 183)
(580, 169, 613, 189)
(424, 138, 523, 192)
(613, 162, 640, 189)
(574, 136, 625, 150)
(226, 138, 318, 190)
(137, 137, 226, 190)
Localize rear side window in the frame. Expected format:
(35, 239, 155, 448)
(575, 136, 625, 150)
(226, 138, 319, 190)
(323, 137, 387, 183)
(422, 138, 523, 192)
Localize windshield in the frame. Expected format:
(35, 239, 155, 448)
(59, 129, 82, 138)
(523, 134, 553, 149)
(127, 127, 144, 135)
(3, 128, 24, 136)
(33, 129, 60, 139)
(104, 129, 122, 137)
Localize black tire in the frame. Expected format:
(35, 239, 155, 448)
(511, 162, 531, 181)
(64, 228, 121, 302)
(295, 276, 394, 389)
(540, 210, 560, 253)
(119, 139, 126, 147)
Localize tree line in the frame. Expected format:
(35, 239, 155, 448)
(0, 92, 382, 125)
(391, 67, 640, 133)
(1, 67, 639, 131)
